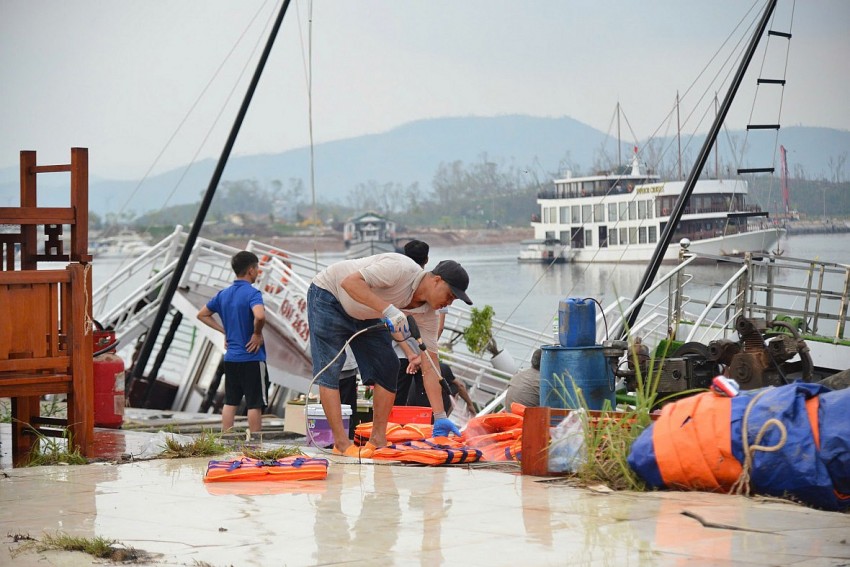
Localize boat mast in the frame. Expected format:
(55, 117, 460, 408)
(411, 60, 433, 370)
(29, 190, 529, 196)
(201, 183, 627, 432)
(130, 0, 293, 403)
(676, 91, 682, 180)
(617, 101, 622, 168)
(624, 0, 778, 334)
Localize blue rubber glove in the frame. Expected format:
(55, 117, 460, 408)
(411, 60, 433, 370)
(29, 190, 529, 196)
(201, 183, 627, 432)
(433, 418, 461, 437)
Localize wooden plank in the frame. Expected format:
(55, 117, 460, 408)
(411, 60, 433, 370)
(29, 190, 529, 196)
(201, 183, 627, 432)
(0, 375, 72, 397)
(0, 207, 75, 224)
(31, 164, 71, 173)
(0, 270, 70, 284)
(0, 358, 70, 372)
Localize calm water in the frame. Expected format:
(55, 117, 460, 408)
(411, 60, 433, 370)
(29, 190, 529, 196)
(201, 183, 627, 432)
(92, 233, 848, 336)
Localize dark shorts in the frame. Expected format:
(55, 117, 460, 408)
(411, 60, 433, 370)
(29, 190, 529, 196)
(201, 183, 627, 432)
(307, 284, 399, 392)
(223, 360, 269, 409)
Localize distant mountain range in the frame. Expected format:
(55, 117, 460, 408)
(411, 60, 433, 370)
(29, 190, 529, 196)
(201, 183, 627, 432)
(2, 115, 848, 217)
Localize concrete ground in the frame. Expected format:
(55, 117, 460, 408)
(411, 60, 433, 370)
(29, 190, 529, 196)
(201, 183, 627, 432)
(2, 421, 850, 566)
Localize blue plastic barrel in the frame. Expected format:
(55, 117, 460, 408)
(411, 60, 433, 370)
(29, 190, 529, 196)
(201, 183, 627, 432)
(539, 345, 615, 410)
(558, 297, 596, 347)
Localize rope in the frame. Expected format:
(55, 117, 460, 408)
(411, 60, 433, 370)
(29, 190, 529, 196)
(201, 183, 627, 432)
(729, 388, 788, 497)
(83, 263, 93, 336)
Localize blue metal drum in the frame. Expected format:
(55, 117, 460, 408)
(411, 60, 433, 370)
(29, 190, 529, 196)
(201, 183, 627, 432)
(539, 345, 615, 410)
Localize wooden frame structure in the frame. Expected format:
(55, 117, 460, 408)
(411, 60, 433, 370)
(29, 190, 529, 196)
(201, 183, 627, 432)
(0, 148, 94, 466)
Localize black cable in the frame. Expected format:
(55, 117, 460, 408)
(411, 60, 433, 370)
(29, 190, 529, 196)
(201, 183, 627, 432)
(583, 297, 610, 341)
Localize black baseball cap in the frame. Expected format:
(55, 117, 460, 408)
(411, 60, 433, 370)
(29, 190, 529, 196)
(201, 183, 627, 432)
(431, 260, 472, 305)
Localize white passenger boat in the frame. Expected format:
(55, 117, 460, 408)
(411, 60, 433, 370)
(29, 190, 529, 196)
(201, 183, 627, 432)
(531, 153, 784, 263)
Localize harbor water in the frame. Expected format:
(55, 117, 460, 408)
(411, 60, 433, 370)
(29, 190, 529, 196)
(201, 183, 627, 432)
(92, 233, 850, 337)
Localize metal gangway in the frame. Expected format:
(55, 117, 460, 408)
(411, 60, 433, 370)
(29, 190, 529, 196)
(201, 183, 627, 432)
(92, 227, 552, 416)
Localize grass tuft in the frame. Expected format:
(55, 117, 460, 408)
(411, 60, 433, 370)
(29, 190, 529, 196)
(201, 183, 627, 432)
(548, 336, 704, 491)
(240, 445, 305, 460)
(10, 531, 139, 562)
(159, 429, 229, 459)
(25, 430, 88, 467)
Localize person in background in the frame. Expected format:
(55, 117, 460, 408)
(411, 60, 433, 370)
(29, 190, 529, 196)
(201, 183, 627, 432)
(197, 251, 269, 434)
(394, 239, 430, 405)
(338, 346, 359, 440)
(307, 253, 471, 457)
(505, 348, 542, 411)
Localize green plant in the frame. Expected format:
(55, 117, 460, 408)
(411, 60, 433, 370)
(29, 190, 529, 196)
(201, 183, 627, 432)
(463, 305, 500, 356)
(10, 531, 139, 562)
(25, 429, 88, 467)
(159, 429, 228, 459)
(0, 399, 10, 423)
(547, 336, 704, 491)
(241, 445, 305, 460)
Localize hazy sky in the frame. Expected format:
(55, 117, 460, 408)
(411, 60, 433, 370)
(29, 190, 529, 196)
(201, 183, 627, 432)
(2, 0, 848, 180)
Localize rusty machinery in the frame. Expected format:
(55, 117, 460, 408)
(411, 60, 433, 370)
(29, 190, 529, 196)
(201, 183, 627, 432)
(604, 316, 814, 399)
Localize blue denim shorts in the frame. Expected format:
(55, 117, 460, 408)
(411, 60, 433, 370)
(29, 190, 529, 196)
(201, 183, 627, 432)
(307, 284, 400, 391)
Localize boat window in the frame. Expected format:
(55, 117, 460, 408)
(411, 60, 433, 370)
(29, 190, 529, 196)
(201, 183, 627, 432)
(648, 226, 657, 243)
(571, 206, 581, 223)
(582, 205, 592, 223)
(598, 226, 607, 248)
(609, 229, 618, 245)
(629, 202, 637, 220)
(618, 203, 628, 220)
(647, 201, 654, 219)
(639, 227, 647, 244)
(559, 231, 569, 243)
(638, 200, 646, 219)
(550, 206, 558, 222)
(585, 229, 593, 247)
(545, 231, 556, 240)
(629, 227, 637, 244)
(594, 204, 604, 222)
(608, 203, 617, 222)
(619, 227, 628, 245)
(559, 206, 568, 223)
(571, 227, 584, 248)
(543, 208, 549, 223)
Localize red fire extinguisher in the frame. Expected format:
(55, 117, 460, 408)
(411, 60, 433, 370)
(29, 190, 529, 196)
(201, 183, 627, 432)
(93, 328, 125, 428)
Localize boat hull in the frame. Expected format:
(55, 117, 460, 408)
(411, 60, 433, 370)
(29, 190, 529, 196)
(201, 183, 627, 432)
(568, 227, 784, 263)
(346, 240, 397, 259)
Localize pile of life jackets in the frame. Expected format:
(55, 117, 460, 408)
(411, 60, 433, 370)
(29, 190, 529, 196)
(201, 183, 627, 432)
(204, 456, 329, 483)
(628, 383, 850, 510)
(352, 409, 526, 465)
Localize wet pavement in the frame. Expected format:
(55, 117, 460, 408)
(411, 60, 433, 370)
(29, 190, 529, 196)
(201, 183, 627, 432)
(2, 422, 850, 566)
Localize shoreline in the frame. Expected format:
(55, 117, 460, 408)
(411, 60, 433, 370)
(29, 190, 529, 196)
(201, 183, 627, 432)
(222, 227, 534, 254)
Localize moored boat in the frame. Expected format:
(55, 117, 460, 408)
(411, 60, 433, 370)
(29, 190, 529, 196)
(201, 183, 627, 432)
(517, 238, 571, 264)
(531, 152, 784, 263)
(343, 211, 399, 259)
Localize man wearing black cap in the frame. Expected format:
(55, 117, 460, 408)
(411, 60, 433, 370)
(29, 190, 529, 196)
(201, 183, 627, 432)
(307, 253, 472, 457)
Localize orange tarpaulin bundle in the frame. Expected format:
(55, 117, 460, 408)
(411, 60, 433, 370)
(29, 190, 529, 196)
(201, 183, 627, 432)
(371, 437, 483, 465)
(462, 412, 524, 462)
(204, 456, 329, 483)
(354, 422, 433, 445)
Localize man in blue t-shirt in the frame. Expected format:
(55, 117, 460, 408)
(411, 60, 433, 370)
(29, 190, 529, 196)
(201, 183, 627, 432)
(197, 251, 268, 434)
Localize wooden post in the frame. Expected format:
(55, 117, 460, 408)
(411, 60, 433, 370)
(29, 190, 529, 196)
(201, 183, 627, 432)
(67, 262, 94, 456)
(19, 151, 37, 270)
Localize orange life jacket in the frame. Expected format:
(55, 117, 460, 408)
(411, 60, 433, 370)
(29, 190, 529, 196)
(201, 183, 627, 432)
(204, 456, 329, 483)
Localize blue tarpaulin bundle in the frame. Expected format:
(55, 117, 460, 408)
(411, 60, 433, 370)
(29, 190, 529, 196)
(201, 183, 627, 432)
(628, 383, 850, 510)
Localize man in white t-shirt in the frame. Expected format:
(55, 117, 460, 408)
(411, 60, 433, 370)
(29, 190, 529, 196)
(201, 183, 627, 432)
(308, 253, 472, 457)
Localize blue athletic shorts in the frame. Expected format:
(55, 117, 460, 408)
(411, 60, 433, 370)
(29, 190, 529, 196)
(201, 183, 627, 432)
(307, 284, 399, 391)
